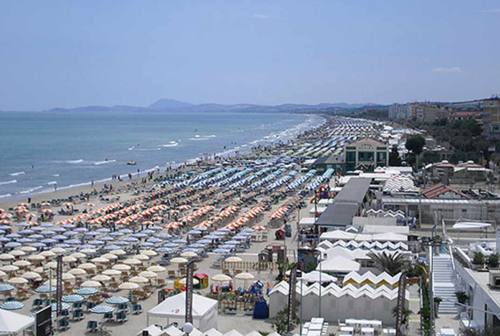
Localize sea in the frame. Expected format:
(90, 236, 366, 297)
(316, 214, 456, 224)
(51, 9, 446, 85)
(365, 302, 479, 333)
(0, 110, 324, 199)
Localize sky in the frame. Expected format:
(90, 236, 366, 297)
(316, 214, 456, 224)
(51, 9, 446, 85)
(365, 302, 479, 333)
(1, 0, 500, 111)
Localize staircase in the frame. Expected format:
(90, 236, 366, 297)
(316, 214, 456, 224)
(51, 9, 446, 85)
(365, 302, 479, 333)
(432, 254, 458, 314)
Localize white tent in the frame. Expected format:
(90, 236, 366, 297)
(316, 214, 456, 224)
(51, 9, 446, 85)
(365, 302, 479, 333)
(300, 271, 337, 283)
(317, 255, 360, 273)
(138, 325, 167, 336)
(0, 309, 35, 334)
(147, 293, 218, 331)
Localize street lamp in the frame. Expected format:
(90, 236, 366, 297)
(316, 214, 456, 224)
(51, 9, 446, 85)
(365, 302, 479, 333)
(183, 322, 193, 336)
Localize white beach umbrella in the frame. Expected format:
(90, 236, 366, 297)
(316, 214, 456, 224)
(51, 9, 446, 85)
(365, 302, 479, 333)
(102, 269, 121, 276)
(224, 256, 242, 263)
(170, 257, 188, 264)
(70, 252, 87, 259)
(81, 280, 102, 288)
(62, 256, 77, 263)
(101, 253, 118, 260)
(20, 246, 36, 253)
(138, 271, 157, 279)
(21, 271, 41, 280)
(51, 247, 66, 254)
(235, 272, 255, 280)
(180, 251, 197, 258)
(179, 277, 199, 285)
(123, 258, 141, 265)
(0, 265, 19, 273)
(8, 277, 28, 285)
(68, 268, 87, 276)
(40, 251, 56, 258)
(212, 274, 232, 282)
(147, 265, 166, 273)
(79, 263, 97, 270)
(141, 250, 158, 257)
(118, 282, 139, 290)
(61, 273, 76, 281)
(27, 255, 45, 262)
(0, 270, 7, 279)
(9, 250, 26, 257)
(133, 254, 150, 261)
(112, 264, 131, 272)
(92, 274, 111, 282)
(0, 254, 14, 261)
(12, 260, 31, 267)
(45, 261, 58, 270)
(80, 248, 97, 254)
(109, 249, 126, 256)
(91, 257, 109, 264)
(129, 276, 148, 284)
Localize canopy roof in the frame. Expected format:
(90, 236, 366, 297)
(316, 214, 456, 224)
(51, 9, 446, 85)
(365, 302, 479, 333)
(0, 308, 35, 334)
(148, 292, 217, 319)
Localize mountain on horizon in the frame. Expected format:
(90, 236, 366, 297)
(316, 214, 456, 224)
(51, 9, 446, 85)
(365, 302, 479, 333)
(36, 98, 377, 113)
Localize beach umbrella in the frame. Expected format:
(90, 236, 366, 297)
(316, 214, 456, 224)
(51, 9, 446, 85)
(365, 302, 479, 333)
(91, 274, 111, 282)
(0, 253, 15, 261)
(7, 277, 28, 285)
(20, 246, 37, 253)
(129, 276, 148, 284)
(45, 261, 58, 270)
(134, 254, 150, 261)
(180, 251, 197, 258)
(70, 252, 87, 259)
(0, 301, 24, 310)
(213, 248, 231, 254)
(147, 265, 166, 273)
(10, 250, 26, 257)
(21, 271, 41, 280)
(62, 256, 77, 263)
(123, 258, 141, 265)
(105, 296, 129, 305)
(138, 271, 157, 279)
(224, 256, 242, 263)
(0, 265, 19, 273)
(109, 249, 126, 256)
(0, 271, 6, 279)
(118, 282, 139, 290)
(101, 253, 118, 260)
(12, 260, 31, 268)
(103, 244, 122, 251)
(33, 267, 45, 274)
(35, 285, 56, 294)
(81, 280, 102, 288)
(27, 255, 45, 262)
(40, 251, 56, 258)
(91, 257, 109, 264)
(80, 248, 97, 254)
(170, 257, 188, 264)
(112, 264, 131, 272)
(79, 263, 97, 270)
(140, 250, 158, 257)
(75, 287, 98, 296)
(30, 242, 46, 248)
(102, 269, 121, 276)
(62, 294, 84, 303)
(51, 247, 66, 254)
(0, 283, 15, 292)
(90, 304, 114, 314)
(61, 273, 76, 281)
(4, 242, 21, 249)
(235, 272, 255, 282)
(68, 268, 87, 276)
(211, 274, 232, 282)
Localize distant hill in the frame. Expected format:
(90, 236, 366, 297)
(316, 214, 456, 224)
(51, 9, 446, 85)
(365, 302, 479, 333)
(33, 99, 378, 113)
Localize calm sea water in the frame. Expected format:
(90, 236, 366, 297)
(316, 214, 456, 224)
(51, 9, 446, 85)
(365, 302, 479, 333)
(0, 110, 322, 198)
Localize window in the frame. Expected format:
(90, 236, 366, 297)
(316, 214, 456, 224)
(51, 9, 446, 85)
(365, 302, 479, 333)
(346, 151, 356, 162)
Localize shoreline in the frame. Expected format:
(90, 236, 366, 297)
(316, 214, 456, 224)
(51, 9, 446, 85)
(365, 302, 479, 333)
(0, 114, 326, 209)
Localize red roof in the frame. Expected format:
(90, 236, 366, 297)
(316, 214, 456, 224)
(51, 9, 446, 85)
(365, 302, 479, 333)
(422, 184, 469, 199)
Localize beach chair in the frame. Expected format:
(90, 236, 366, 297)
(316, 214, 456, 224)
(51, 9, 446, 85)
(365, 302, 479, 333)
(115, 311, 127, 323)
(103, 312, 113, 323)
(57, 317, 70, 331)
(86, 321, 98, 333)
(71, 309, 84, 321)
(167, 270, 176, 279)
(131, 303, 142, 314)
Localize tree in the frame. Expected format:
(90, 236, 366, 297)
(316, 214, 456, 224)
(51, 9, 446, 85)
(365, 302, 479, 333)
(487, 253, 499, 268)
(422, 151, 441, 164)
(472, 252, 485, 266)
(405, 135, 426, 156)
(368, 251, 407, 276)
(405, 135, 426, 168)
(389, 145, 402, 166)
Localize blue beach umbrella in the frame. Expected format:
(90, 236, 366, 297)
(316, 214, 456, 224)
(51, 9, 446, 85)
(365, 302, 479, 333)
(75, 287, 98, 296)
(0, 301, 24, 310)
(103, 244, 121, 251)
(0, 283, 15, 292)
(35, 285, 57, 294)
(62, 294, 85, 303)
(109, 232, 123, 237)
(105, 296, 129, 305)
(30, 242, 46, 248)
(4, 242, 21, 248)
(90, 304, 114, 314)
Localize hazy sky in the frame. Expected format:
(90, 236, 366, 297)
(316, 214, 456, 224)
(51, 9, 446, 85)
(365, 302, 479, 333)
(1, 0, 500, 110)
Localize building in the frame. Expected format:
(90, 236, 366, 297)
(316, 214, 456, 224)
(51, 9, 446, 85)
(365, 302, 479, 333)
(413, 103, 449, 123)
(481, 98, 500, 140)
(423, 160, 492, 185)
(448, 111, 482, 122)
(388, 103, 411, 120)
(344, 138, 389, 172)
(316, 178, 371, 230)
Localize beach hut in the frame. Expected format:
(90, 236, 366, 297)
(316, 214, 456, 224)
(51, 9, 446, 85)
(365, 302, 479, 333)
(147, 292, 218, 331)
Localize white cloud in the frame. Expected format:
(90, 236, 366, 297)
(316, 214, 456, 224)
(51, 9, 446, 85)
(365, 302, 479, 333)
(432, 67, 463, 73)
(251, 14, 270, 20)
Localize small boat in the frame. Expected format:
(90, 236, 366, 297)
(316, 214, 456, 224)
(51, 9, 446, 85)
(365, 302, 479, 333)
(127, 160, 137, 166)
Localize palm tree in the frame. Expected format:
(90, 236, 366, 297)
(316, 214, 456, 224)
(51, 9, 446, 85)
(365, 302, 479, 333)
(368, 251, 406, 275)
